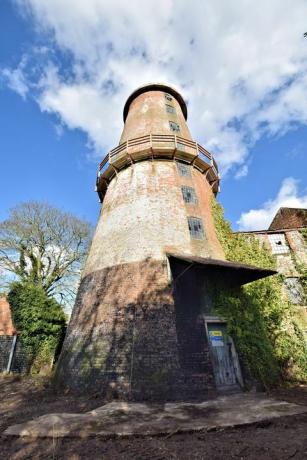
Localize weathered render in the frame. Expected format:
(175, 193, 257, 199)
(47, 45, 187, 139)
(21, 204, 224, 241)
(55, 84, 274, 399)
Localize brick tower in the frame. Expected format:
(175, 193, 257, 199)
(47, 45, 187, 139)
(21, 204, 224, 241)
(55, 83, 274, 399)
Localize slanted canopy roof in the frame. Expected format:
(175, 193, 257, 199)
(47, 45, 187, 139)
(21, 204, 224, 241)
(166, 253, 276, 286)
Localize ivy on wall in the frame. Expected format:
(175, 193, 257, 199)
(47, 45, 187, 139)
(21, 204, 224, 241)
(8, 282, 66, 373)
(211, 198, 307, 387)
(296, 229, 307, 305)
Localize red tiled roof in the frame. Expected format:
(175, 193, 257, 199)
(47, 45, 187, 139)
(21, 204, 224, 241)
(269, 207, 307, 231)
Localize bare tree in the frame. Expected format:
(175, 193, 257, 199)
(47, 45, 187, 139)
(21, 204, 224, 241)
(0, 201, 92, 303)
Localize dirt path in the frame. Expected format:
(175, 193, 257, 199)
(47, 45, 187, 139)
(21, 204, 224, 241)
(0, 376, 306, 459)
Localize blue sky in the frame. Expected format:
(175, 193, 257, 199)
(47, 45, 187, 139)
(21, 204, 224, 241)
(1, 0, 307, 231)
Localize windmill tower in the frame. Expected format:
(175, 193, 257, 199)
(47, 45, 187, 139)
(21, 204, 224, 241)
(55, 84, 274, 399)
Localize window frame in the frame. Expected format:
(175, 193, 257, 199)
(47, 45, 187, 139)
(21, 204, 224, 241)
(181, 186, 198, 204)
(169, 121, 180, 132)
(176, 162, 191, 177)
(268, 233, 289, 254)
(188, 216, 205, 240)
(165, 104, 176, 114)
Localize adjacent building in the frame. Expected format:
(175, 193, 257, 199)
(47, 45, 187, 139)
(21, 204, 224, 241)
(240, 207, 307, 336)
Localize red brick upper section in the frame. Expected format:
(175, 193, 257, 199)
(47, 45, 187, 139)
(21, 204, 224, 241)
(0, 297, 16, 335)
(269, 208, 307, 231)
(120, 85, 192, 143)
(123, 83, 188, 121)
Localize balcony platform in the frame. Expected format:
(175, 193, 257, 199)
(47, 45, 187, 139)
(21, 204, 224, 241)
(96, 134, 220, 202)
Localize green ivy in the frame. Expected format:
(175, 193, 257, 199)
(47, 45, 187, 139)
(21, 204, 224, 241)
(300, 228, 307, 245)
(8, 281, 66, 373)
(296, 229, 307, 305)
(211, 198, 307, 387)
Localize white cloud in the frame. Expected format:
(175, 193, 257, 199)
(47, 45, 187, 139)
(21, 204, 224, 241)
(235, 164, 249, 179)
(237, 177, 307, 230)
(5, 0, 307, 173)
(1, 57, 29, 99)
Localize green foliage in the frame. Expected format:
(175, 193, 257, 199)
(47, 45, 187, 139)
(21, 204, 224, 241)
(296, 229, 307, 305)
(212, 287, 280, 387)
(300, 228, 307, 245)
(8, 282, 66, 373)
(212, 198, 275, 269)
(211, 199, 307, 386)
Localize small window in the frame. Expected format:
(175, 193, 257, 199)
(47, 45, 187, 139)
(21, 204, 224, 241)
(188, 217, 204, 240)
(165, 93, 173, 102)
(177, 162, 191, 177)
(169, 121, 180, 132)
(268, 233, 289, 254)
(182, 186, 198, 204)
(165, 104, 176, 114)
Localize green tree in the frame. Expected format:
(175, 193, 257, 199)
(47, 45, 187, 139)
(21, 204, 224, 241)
(8, 281, 66, 372)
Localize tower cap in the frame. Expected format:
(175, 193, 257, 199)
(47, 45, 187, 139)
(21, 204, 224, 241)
(123, 83, 188, 121)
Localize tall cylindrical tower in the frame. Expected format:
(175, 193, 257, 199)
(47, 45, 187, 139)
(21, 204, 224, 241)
(55, 83, 227, 399)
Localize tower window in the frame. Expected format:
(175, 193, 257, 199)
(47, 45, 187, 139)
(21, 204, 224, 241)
(165, 104, 176, 114)
(165, 93, 173, 102)
(177, 162, 191, 177)
(169, 121, 180, 132)
(188, 217, 204, 240)
(268, 233, 289, 254)
(182, 186, 198, 204)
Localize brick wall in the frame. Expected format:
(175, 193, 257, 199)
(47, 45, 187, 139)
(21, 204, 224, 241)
(248, 230, 307, 335)
(56, 158, 225, 399)
(84, 160, 224, 277)
(0, 297, 16, 336)
(120, 90, 192, 143)
(55, 258, 218, 400)
(56, 260, 178, 398)
(56, 85, 226, 399)
(254, 230, 306, 276)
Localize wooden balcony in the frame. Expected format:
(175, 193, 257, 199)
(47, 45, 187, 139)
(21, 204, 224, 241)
(96, 134, 220, 202)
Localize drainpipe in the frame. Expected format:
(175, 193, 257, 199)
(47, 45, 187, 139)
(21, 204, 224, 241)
(6, 334, 17, 373)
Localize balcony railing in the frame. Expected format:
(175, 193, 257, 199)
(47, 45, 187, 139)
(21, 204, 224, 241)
(96, 134, 220, 202)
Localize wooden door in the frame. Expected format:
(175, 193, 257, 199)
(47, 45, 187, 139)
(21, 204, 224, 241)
(207, 323, 238, 389)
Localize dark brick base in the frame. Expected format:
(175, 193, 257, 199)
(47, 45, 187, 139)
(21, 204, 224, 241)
(55, 259, 217, 400)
